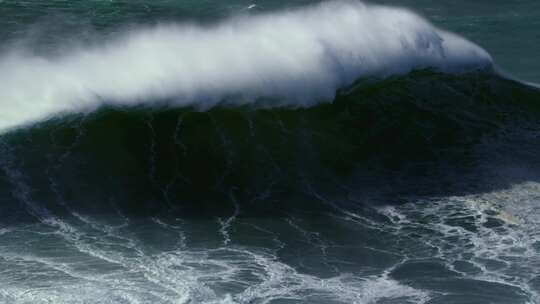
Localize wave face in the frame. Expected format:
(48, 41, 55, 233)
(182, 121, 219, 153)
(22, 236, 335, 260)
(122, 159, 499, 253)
(2, 70, 540, 216)
(0, 1, 492, 131)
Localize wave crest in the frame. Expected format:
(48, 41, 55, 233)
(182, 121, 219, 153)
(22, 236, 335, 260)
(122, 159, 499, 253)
(0, 1, 492, 131)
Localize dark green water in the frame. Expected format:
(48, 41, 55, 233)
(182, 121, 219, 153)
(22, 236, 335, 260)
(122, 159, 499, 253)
(0, 1, 539, 304)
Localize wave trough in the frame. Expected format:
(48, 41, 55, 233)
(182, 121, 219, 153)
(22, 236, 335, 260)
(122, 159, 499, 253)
(0, 1, 492, 132)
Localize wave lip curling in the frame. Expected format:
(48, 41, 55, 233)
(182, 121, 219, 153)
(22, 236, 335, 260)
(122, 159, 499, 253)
(0, 1, 492, 131)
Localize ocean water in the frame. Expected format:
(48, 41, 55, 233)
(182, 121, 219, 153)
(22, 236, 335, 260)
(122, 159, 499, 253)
(0, 1, 539, 304)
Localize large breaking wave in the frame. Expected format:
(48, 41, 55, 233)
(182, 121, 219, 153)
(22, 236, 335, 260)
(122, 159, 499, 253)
(2, 69, 540, 219)
(0, 1, 493, 131)
(3, 2, 540, 303)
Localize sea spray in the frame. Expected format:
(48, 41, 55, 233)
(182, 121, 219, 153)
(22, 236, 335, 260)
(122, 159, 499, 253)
(0, 1, 491, 131)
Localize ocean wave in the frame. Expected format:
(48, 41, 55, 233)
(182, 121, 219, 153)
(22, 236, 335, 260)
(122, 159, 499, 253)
(0, 1, 492, 132)
(2, 71, 539, 218)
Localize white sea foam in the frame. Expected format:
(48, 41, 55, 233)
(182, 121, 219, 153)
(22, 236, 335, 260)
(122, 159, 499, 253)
(375, 181, 540, 303)
(0, 1, 492, 131)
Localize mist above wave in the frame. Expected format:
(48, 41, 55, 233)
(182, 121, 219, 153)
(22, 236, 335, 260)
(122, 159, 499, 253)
(0, 1, 492, 132)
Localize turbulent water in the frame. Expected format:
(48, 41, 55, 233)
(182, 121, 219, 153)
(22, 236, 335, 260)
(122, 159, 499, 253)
(1, 1, 540, 304)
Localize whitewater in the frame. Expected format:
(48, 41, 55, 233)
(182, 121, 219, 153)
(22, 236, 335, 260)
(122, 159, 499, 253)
(0, 1, 491, 131)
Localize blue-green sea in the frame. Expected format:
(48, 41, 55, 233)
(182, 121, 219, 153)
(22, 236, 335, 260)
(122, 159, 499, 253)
(0, 1, 539, 303)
